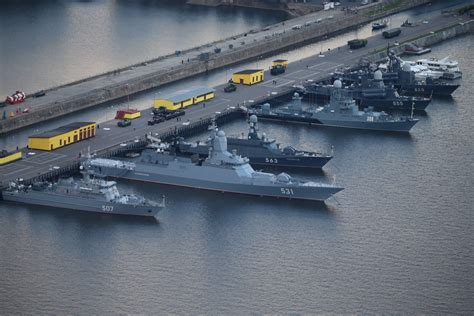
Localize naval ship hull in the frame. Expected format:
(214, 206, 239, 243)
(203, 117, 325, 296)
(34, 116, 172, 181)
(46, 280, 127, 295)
(1, 190, 160, 217)
(177, 141, 332, 169)
(305, 87, 430, 111)
(396, 83, 459, 97)
(89, 162, 342, 202)
(253, 112, 418, 132)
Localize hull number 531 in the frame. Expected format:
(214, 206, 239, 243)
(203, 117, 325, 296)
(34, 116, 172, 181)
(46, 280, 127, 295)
(280, 188, 294, 195)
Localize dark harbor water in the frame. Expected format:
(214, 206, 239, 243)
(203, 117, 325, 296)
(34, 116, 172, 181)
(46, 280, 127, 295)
(1, 2, 474, 314)
(0, 0, 287, 97)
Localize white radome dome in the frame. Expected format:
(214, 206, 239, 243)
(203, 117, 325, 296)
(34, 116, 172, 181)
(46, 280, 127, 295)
(374, 70, 383, 80)
(333, 80, 342, 88)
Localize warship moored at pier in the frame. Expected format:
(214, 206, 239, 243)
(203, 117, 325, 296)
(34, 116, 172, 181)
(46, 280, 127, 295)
(85, 130, 343, 202)
(336, 50, 460, 97)
(171, 115, 333, 169)
(1, 168, 164, 217)
(305, 70, 431, 111)
(250, 87, 419, 133)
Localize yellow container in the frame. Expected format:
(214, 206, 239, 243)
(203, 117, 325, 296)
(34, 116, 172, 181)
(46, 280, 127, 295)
(0, 151, 22, 165)
(123, 111, 141, 119)
(154, 86, 215, 110)
(272, 59, 288, 68)
(28, 122, 96, 151)
(232, 69, 264, 85)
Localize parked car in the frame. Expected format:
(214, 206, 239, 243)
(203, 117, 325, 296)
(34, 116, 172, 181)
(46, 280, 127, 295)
(34, 90, 46, 98)
(117, 119, 131, 127)
(148, 116, 165, 126)
(224, 83, 237, 93)
(153, 107, 186, 120)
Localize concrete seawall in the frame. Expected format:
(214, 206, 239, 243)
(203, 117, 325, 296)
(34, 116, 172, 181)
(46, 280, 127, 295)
(367, 19, 474, 62)
(0, 0, 434, 135)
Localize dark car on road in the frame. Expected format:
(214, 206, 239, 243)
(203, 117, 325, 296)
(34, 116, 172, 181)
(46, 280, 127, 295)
(148, 116, 166, 126)
(153, 107, 186, 120)
(117, 119, 132, 127)
(224, 83, 237, 93)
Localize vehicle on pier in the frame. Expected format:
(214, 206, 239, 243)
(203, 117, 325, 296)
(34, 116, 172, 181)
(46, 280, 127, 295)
(1, 167, 165, 217)
(372, 20, 388, 30)
(224, 83, 237, 93)
(85, 130, 343, 202)
(169, 115, 333, 169)
(382, 28, 401, 38)
(117, 119, 132, 127)
(152, 107, 186, 120)
(347, 39, 367, 49)
(147, 116, 165, 126)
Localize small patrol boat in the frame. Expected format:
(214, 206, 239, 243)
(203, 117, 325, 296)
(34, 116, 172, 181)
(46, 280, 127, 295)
(172, 115, 333, 169)
(1, 167, 164, 217)
(85, 129, 343, 202)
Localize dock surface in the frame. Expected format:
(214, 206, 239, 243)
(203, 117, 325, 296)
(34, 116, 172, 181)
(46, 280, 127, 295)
(0, 11, 471, 188)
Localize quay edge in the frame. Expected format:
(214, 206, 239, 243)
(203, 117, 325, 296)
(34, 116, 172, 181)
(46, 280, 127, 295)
(0, 0, 433, 135)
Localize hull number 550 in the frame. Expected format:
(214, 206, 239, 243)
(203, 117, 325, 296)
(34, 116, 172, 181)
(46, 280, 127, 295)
(280, 188, 294, 195)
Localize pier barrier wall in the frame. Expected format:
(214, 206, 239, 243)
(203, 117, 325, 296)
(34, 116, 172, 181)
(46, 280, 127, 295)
(0, 0, 430, 134)
(366, 19, 474, 62)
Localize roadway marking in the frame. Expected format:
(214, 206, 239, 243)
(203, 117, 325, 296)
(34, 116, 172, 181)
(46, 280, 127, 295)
(274, 79, 295, 88)
(309, 61, 328, 70)
(261, 78, 294, 88)
(0, 164, 33, 176)
(26, 152, 67, 164)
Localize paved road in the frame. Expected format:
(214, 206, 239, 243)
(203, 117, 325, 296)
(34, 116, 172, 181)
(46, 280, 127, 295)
(0, 10, 470, 187)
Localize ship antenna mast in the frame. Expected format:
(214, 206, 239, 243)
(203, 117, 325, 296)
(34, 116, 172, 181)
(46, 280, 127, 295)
(410, 101, 414, 119)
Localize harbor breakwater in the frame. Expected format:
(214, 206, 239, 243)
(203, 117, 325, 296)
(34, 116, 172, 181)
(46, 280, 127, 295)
(0, 0, 437, 135)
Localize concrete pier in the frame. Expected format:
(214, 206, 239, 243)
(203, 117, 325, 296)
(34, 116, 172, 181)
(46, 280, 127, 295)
(0, 0, 430, 135)
(1, 14, 472, 189)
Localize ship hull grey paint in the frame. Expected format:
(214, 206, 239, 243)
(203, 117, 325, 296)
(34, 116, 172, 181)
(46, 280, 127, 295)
(305, 86, 430, 111)
(253, 112, 418, 133)
(177, 140, 332, 169)
(1, 191, 160, 217)
(89, 159, 342, 202)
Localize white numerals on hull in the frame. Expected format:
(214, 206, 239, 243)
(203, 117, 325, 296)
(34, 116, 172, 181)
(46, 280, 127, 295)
(102, 205, 114, 212)
(280, 188, 294, 195)
(265, 158, 278, 163)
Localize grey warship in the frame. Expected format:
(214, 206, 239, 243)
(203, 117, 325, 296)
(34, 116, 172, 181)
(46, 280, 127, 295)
(85, 129, 343, 201)
(335, 50, 460, 97)
(172, 115, 333, 169)
(305, 70, 431, 111)
(251, 84, 418, 132)
(1, 168, 165, 217)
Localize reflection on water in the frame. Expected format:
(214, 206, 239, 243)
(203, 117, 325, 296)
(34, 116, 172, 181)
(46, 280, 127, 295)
(0, 1, 287, 96)
(0, 2, 473, 314)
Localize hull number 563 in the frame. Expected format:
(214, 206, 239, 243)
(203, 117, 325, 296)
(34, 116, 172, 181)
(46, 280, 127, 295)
(265, 158, 278, 163)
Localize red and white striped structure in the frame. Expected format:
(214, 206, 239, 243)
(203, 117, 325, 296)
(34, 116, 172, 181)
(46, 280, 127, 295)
(5, 91, 26, 104)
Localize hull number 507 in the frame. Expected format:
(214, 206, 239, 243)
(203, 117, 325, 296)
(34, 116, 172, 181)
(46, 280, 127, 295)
(102, 205, 114, 212)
